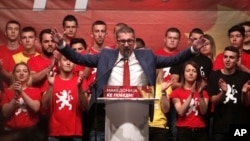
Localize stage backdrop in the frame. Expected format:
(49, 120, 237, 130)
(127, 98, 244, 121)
(0, 0, 250, 54)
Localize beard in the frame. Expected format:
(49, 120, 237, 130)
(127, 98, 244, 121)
(42, 48, 54, 57)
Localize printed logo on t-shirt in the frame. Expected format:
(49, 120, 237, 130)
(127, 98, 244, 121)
(163, 67, 171, 81)
(15, 98, 27, 115)
(183, 98, 199, 116)
(223, 84, 237, 104)
(56, 90, 73, 110)
(200, 66, 205, 77)
(92, 68, 97, 79)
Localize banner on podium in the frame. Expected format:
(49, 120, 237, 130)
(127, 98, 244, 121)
(103, 86, 154, 98)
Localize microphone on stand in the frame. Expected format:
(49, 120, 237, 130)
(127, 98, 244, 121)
(123, 47, 129, 61)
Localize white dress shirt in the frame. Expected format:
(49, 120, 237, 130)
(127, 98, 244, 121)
(108, 52, 148, 86)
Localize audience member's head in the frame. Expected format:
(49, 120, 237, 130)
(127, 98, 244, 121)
(202, 34, 216, 60)
(238, 21, 250, 44)
(227, 25, 245, 49)
(135, 37, 145, 49)
(91, 20, 107, 48)
(188, 28, 204, 45)
(164, 27, 181, 51)
(4, 20, 21, 46)
(39, 28, 57, 57)
(70, 38, 87, 53)
(62, 15, 78, 40)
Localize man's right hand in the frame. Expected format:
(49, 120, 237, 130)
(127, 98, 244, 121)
(51, 28, 64, 47)
(191, 36, 206, 52)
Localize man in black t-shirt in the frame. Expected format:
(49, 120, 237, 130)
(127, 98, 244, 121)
(207, 46, 250, 141)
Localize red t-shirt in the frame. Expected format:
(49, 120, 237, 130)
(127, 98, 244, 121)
(0, 46, 16, 72)
(213, 51, 250, 71)
(241, 51, 250, 69)
(47, 75, 83, 136)
(213, 53, 224, 70)
(170, 88, 209, 128)
(0, 87, 42, 129)
(1, 44, 23, 56)
(27, 55, 51, 72)
(0, 53, 15, 88)
(27, 55, 52, 89)
(82, 47, 99, 91)
(154, 48, 180, 56)
(154, 48, 180, 81)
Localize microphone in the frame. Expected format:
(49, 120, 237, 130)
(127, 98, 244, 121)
(123, 47, 129, 61)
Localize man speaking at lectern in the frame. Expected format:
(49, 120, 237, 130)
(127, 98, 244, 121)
(51, 26, 205, 141)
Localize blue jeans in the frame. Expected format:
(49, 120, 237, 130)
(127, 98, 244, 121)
(48, 136, 82, 141)
(89, 131, 105, 141)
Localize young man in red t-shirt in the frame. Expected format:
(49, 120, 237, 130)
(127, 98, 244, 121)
(42, 55, 87, 141)
(62, 15, 79, 46)
(154, 27, 181, 82)
(0, 20, 22, 88)
(27, 28, 57, 90)
(213, 25, 245, 70)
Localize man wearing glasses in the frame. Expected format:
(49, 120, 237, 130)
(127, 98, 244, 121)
(51, 26, 205, 141)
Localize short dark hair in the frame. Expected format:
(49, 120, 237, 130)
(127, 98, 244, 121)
(180, 60, 202, 90)
(70, 38, 87, 50)
(165, 27, 181, 38)
(39, 28, 52, 42)
(189, 28, 204, 38)
(21, 26, 37, 37)
(5, 20, 21, 31)
(91, 20, 107, 32)
(116, 26, 135, 39)
(135, 37, 145, 49)
(63, 15, 78, 27)
(224, 46, 240, 58)
(227, 25, 245, 37)
(113, 22, 128, 34)
(238, 21, 250, 27)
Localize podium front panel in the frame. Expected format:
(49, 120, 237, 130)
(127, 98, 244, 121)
(105, 100, 149, 141)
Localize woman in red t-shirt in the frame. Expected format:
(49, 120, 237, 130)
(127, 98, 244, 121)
(170, 60, 209, 141)
(0, 62, 41, 139)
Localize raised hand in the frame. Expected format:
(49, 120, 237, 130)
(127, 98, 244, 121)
(161, 80, 173, 92)
(242, 80, 250, 93)
(51, 28, 64, 46)
(191, 36, 206, 52)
